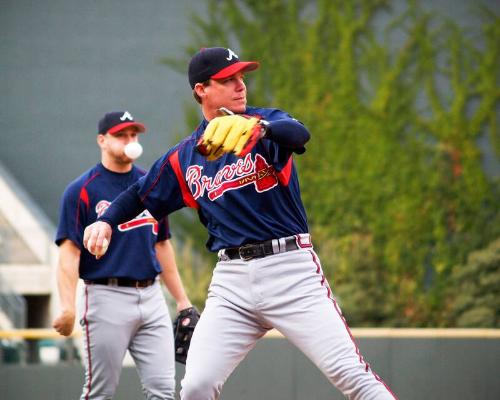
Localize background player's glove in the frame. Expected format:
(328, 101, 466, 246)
(196, 113, 267, 160)
(173, 306, 200, 364)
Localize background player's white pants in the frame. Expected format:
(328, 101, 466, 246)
(181, 249, 397, 400)
(79, 281, 175, 400)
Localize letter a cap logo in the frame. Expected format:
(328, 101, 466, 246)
(120, 111, 134, 121)
(226, 48, 238, 61)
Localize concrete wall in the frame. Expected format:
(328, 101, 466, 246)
(1, 336, 499, 400)
(0, 0, 203, 224)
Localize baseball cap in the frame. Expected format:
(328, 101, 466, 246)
(98, 111, 146, 135)
(188, 47, 259, 89)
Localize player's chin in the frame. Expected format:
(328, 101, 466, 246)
(230, 101, 246, 114)
(119, 154, 134, 163)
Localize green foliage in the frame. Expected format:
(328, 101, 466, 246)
(170, 236, 215, 311)
(328, 231, 393, 326)
(449, 238, 500, 327)
(164, 0, 500, 325)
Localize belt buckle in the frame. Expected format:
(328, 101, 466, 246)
(218, 250, 230, 262)
(108, 278, 118, 286)
(238, 244, 255, 261)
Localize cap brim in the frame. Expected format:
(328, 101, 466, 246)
(107, 122, 146, 135)
(211, 61, 260, 80)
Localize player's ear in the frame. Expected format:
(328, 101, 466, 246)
(193, 81, 209, 103)
(96, 133, 106, 148)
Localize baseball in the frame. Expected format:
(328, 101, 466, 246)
(95, 238, 109, 257)
(124, 142, 143, 159)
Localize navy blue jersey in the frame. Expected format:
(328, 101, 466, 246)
(55, 163, 170, 280)
(137, 107, 309, 251)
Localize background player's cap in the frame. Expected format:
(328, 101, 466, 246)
(98, 111, 146, 135)
(188, 47, 259, 89)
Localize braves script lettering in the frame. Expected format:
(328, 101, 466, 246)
(186, 154, 278, 201)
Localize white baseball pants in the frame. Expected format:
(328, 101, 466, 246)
(181, 248, 397, 400)
(79, 281, 175, 400)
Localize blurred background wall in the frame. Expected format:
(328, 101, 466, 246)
(1, 0, 203, 225)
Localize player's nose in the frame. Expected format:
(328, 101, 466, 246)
(235, 78, 246, 91)
(125, 135, 138, 144)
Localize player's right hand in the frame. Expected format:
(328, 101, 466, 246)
(52, 310, 75, 337)
(83, 221, 112, 259)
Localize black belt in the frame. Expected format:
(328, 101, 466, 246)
(222, 236, 300, 261)
(84, 278, 155, 288)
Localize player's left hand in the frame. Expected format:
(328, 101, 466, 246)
(173, 306, 200, 364)
(197, 114, 267, 160)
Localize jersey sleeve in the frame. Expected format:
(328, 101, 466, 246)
(55, 181, 89, 249)
(259, 109, 308, 172)
(156, 216, 171, 242)
(137, 151, 186, 221)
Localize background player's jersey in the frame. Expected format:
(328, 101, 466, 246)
(137, 107, 309, 251)
(56, 163, 170, 280)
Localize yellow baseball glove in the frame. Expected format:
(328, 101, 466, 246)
(196, 114, 266, 160)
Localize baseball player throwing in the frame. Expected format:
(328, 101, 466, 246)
(53, 111, 194, 400)
(83, 49, 398, 399)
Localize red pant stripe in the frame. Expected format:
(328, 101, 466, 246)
(308, 250, 398, 399)
(83, 285, 93, 400)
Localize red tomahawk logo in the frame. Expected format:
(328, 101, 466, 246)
(119, 217, 159, 234)
(208, 154, 278, 200)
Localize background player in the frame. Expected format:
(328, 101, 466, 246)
(83, 49, 398, 399)
(53, 110, 193, 400)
